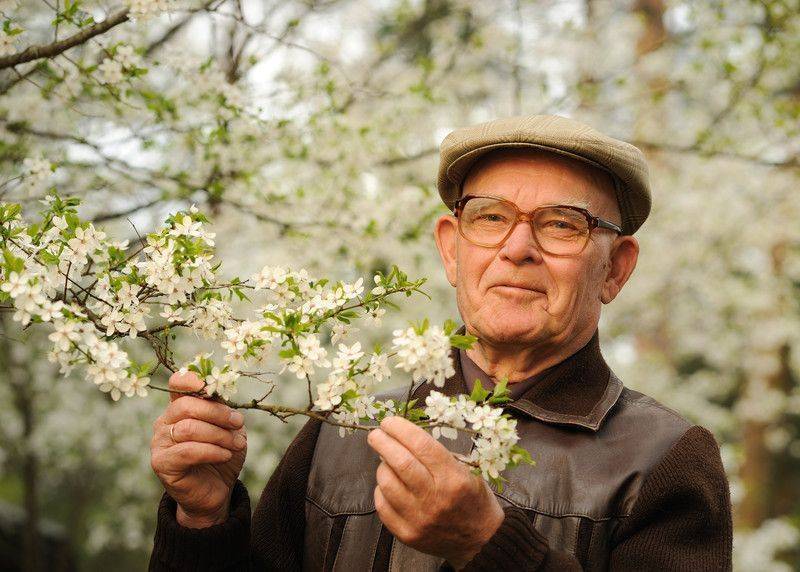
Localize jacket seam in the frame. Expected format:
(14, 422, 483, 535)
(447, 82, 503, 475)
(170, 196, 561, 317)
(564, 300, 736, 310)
(329, 515, 349, 571)
(494, 492, 631, 521)
(616, 393, 690, 425)
(306, 493, 377, 517)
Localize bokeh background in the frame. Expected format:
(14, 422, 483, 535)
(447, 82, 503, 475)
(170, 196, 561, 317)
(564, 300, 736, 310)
(0, 0, 799, 569)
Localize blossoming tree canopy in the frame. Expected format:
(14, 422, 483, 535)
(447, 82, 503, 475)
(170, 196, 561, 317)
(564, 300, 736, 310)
(0, 195, 533, 488)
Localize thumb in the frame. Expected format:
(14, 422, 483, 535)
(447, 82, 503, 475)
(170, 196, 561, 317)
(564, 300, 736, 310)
(168, 370, 204, 402)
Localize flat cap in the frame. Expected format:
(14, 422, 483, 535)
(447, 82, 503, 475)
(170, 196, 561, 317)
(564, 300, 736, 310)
(436, 114, 652, 235)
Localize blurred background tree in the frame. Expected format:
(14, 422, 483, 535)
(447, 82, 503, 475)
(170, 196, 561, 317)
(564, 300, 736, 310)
(0, 0, 798, 569)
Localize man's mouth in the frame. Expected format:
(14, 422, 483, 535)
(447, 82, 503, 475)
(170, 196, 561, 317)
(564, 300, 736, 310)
(492, 284, 543, 295)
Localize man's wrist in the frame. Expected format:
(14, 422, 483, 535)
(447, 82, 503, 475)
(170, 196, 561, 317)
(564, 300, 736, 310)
(176, 503, 230, 529)
(448, 501, 505, 569)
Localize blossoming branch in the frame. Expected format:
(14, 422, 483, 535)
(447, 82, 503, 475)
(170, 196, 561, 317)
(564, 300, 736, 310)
(0, 195, 533, 486)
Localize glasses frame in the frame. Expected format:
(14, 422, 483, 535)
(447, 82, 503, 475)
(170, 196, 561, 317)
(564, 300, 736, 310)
(452, 194, 623, 255)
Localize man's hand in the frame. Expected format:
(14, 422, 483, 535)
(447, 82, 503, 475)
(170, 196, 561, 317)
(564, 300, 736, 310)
(366, 416, 504, 570)
(150, 371, 247, 529)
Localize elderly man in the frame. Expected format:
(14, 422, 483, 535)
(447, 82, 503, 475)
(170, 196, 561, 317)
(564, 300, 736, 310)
(149, 115, 733, 571)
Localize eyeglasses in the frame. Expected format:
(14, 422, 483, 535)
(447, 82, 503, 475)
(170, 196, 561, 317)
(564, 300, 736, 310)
(453, 194, 622, 256)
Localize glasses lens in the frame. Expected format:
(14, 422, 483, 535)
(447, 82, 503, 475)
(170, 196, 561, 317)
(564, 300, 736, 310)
(533, 207, 590, 254)
(459, 197, 516, 246)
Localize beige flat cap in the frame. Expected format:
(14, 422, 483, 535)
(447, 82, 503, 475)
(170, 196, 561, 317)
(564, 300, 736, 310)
(437, 114, 652, 235)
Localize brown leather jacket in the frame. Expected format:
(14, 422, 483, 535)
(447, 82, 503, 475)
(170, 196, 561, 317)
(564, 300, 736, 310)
(149, 329, 733, 571)
(302, 331, 732, 570)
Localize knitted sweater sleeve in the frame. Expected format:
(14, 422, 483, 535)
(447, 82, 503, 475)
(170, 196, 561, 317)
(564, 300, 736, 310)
(456, 425, 733, 571)
(148, 418, 322, 571)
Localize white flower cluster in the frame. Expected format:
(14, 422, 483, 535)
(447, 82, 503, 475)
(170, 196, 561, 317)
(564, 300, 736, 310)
(0, 197, 528, 485)
(733, 518, 799, 572)
(392, 324, 455, 387)
(136, 213, 215, 306)
(221, 320, 275, 364)
(288, 333, 330, 378)
(178, 354, 240, 400)
(205, 366, 238, 400)
(313, 340, 392, 434)
(97, 45, 144, 85)
(1, 270, 61, 326)
(301, 277, 363, 316)
(127, 0, 175, 21)
(251, 265, 310, 304)
(21, 155, 52, 194)
(424, 391, 521, 481)
(47, 318, 149, 401)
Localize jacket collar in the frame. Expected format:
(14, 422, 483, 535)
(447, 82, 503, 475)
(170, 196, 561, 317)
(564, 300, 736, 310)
(410, 325, 623, 432)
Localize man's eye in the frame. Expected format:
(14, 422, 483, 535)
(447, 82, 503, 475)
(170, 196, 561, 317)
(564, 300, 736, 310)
(477, 213, 507, 222)
(544, 219, 577, 230)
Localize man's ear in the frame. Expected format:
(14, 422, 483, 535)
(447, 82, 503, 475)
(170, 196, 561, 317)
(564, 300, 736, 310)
(601, 236, 639, 304)
(433, 214, 458, 287)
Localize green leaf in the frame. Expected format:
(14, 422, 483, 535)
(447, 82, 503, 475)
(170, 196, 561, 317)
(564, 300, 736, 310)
(232, 287, 250, 302)
(405, 407, 426, 422)
(340, 389, 359, 404)
(488, 377, 512, 404)
(469, 379, 490, 403)
(508, 444, 535, 468)
(449, 333, 477, 350)
(2, 248, 24, 273)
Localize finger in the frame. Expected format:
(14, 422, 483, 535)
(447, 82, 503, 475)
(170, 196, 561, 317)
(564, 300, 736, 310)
(169, 370, 205, 402)
(164, 395, 245, 430)
(367, 428, 430, 493)
(374, 485, 413, 543)
(167, 418, 247, 451)
(153, 442, 233, 474)
(375, 461, 414, 512)
(379, 416, 451, 472)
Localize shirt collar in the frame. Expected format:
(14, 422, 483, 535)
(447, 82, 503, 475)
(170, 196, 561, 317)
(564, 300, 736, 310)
(410, 325, 623, 432)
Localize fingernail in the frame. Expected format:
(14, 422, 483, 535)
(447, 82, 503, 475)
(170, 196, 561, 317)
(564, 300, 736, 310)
(234, 434, 247, 449)
(229, 411, 244, 426)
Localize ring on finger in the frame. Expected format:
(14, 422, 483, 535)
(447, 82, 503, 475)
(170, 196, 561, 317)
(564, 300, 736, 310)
(169, 423, 178, 445)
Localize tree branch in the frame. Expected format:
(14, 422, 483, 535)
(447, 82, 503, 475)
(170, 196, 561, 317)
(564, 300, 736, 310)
(0, 7, 130, 71)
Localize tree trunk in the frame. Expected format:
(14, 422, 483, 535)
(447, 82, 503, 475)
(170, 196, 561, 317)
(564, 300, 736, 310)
(0, 315, 41, 571)
(737, 242, 794, 528)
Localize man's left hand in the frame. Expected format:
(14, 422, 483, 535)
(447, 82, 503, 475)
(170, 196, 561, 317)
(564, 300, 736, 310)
(366, 416, 505, 570)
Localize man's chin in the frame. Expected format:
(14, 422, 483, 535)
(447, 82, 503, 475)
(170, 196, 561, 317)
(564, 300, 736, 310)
(471, 317, 548, 346)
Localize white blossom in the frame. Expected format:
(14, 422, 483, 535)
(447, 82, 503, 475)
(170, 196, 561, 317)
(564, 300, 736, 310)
(120, 374, 150, 398)
(0, 32, 16, 57)
(251, 265, 288, 290)
(371, 274, 386, 296)
(392, 325, 455, 387)
(205, 367, 238, 400)
(114, 45, 143, 69)
(21, 155, 51, 193)
(330, 321, 357, 344)
(48, 319, 83, 352)
(1, 270, 30, 298)
(314, 372, 347, 411)
(128, 0, 175, 20)
(332, 341, 364, 371)
(366, 352, 391, 383)
(98, 58, 124, 84)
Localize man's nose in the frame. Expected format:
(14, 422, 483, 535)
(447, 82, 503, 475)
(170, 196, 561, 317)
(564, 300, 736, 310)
(498, 219, 543, 264)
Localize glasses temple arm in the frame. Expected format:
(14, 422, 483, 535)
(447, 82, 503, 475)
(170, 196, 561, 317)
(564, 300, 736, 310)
(596, 218, 623, 234)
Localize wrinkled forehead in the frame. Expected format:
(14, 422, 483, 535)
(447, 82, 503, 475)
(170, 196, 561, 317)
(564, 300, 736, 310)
(461, 148, 618, 214)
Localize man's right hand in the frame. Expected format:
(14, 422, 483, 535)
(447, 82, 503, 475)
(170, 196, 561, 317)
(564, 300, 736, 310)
(150, 371, 247, 528)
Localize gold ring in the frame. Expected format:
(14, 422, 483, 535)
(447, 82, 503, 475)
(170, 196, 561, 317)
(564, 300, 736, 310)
(169, 424, 177, 444)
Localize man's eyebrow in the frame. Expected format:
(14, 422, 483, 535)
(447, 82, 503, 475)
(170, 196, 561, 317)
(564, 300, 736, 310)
(543, 199, 591, 209)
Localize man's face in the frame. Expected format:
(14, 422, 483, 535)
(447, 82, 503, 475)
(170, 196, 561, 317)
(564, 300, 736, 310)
(434, 149, 636, 349)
